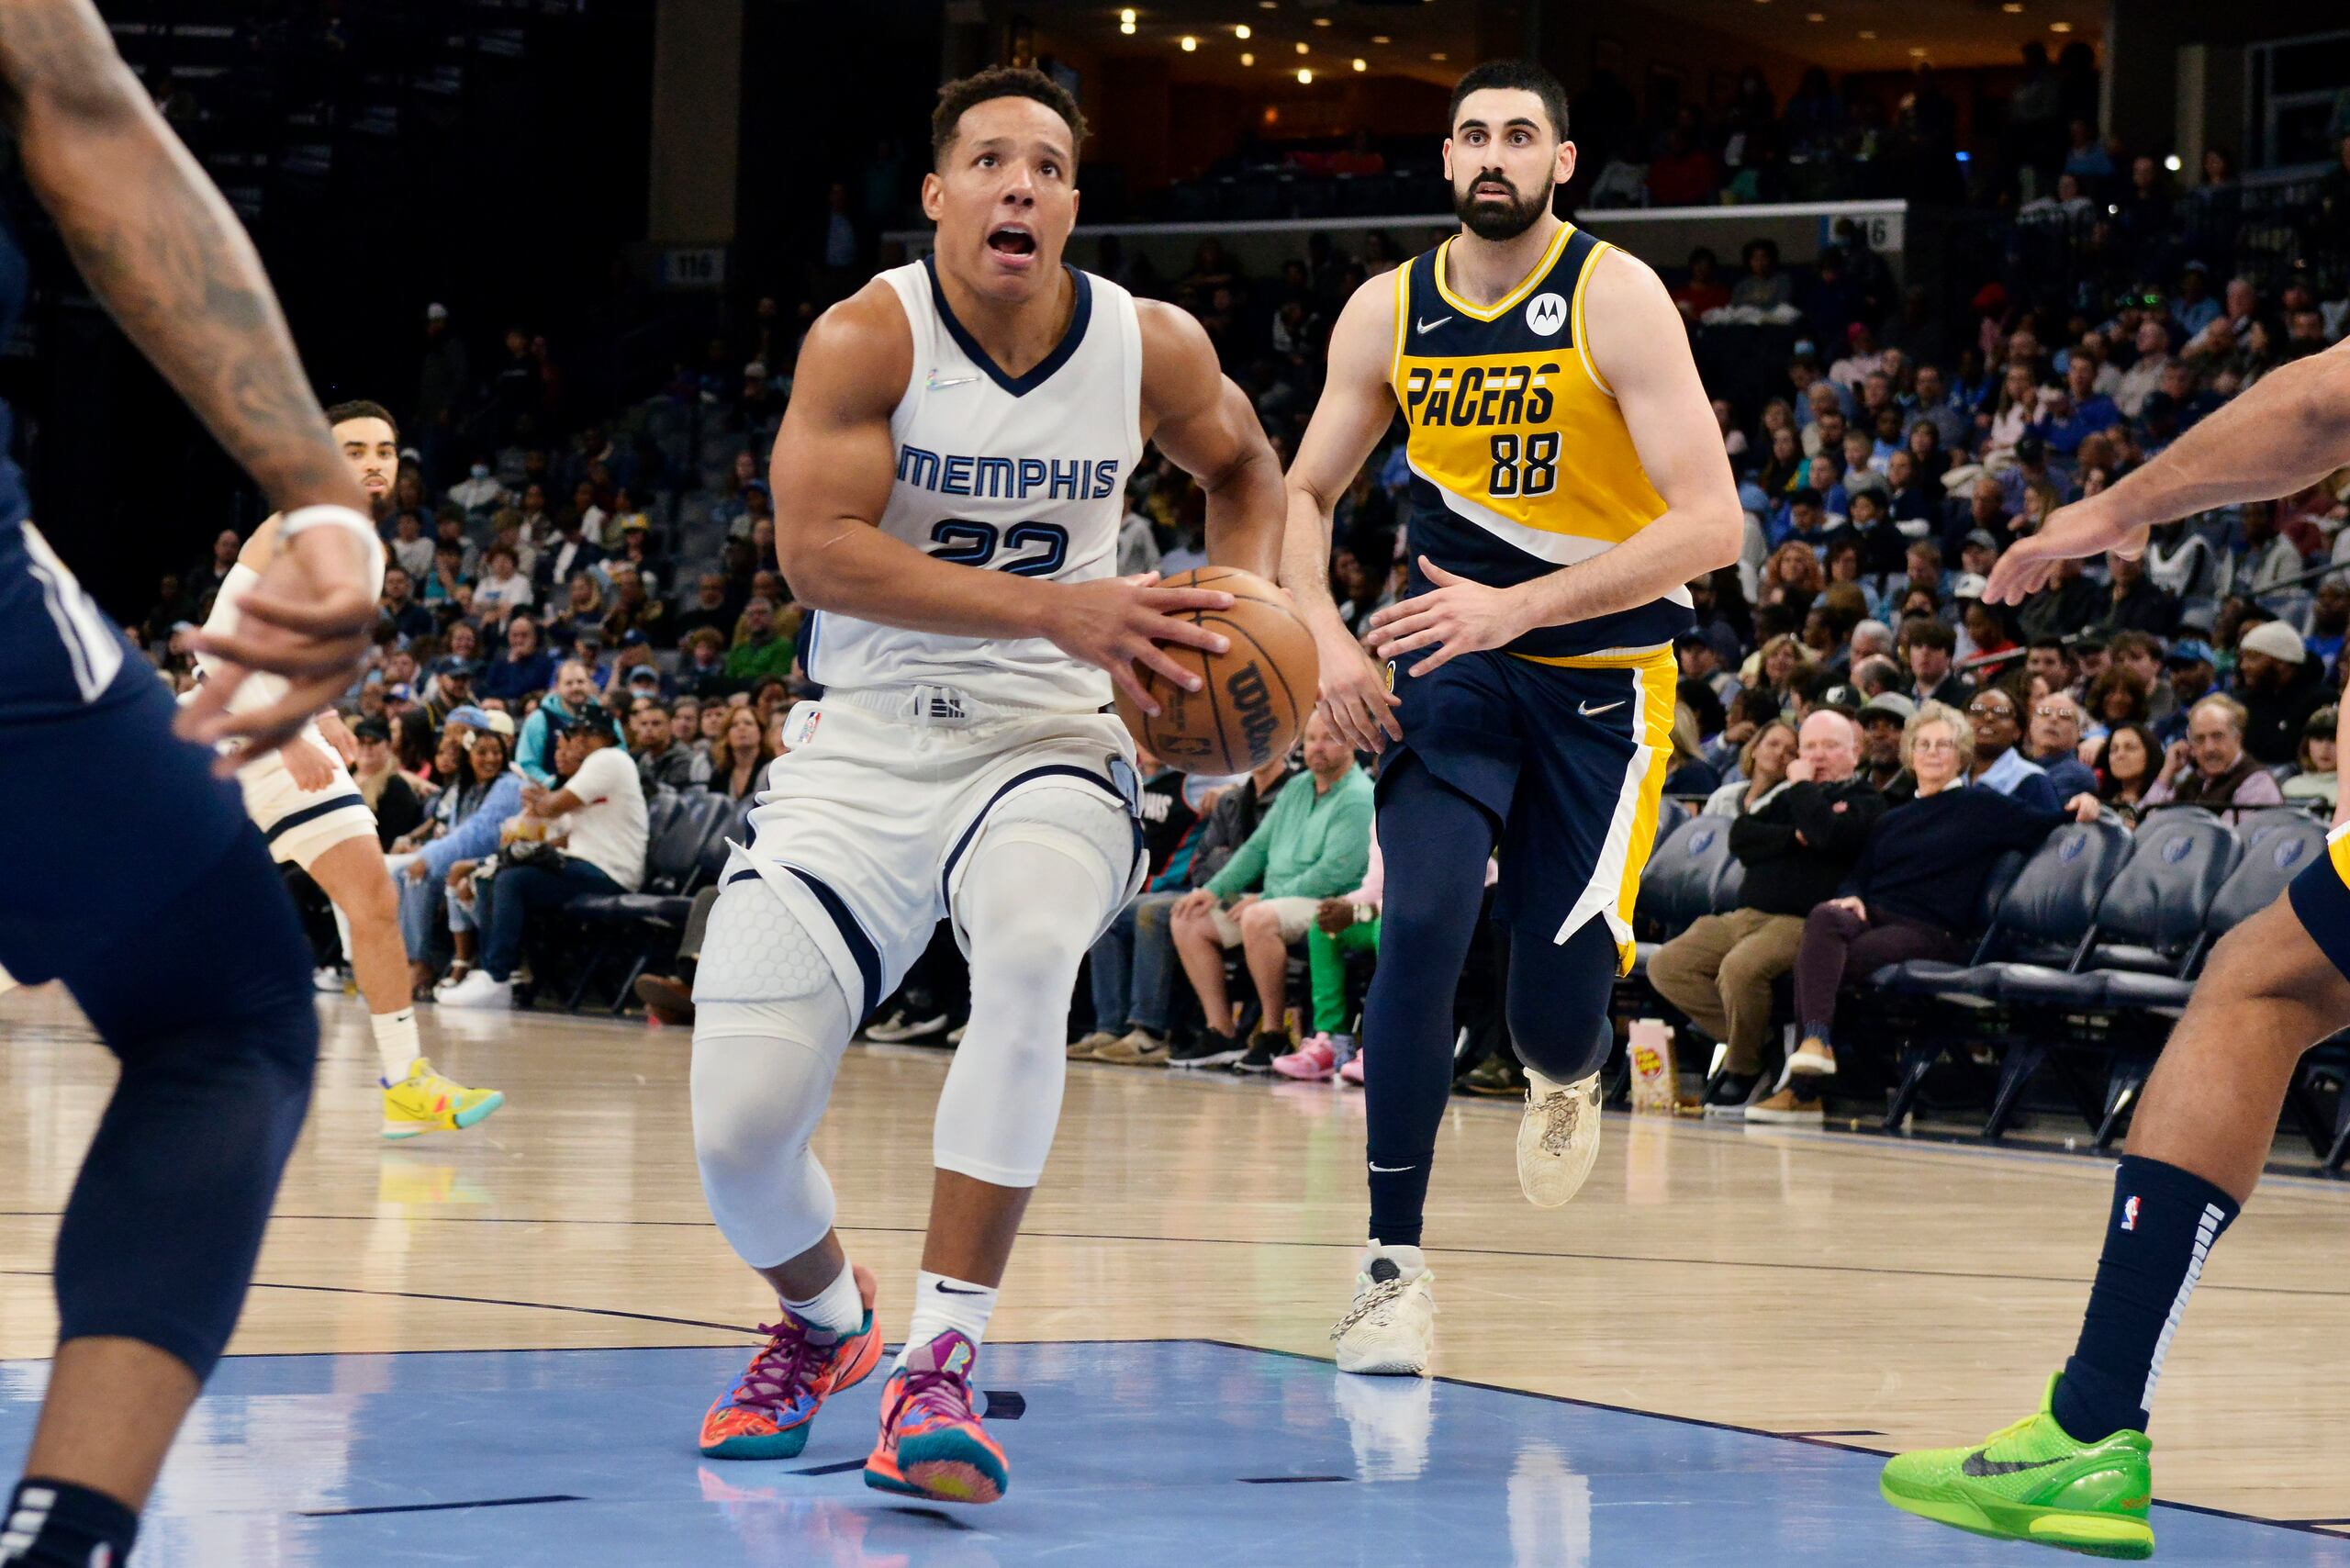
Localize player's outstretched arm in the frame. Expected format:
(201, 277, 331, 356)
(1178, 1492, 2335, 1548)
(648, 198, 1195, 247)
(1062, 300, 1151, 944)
(1986, 339, 2350, 605)
(772, 283, 1234, 714)
(1136, 299, 1284, 580)
(1282, 274, 1404, 751)
(1370, 250, 1741, 676)
(0, 0, 374, 756)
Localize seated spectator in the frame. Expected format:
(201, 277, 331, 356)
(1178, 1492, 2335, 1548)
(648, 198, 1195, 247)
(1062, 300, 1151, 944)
(1169, 713, 1371, 1071)
(1704, 688, 1785, 776)
(515, 659, 598, 786)
(630, 693, 709, 791)
(421, 657, 480, 728)
(1706, 718, 1797, 816)
(2143, 694, 2288, 823)
(1074, 753, 1225, 1064)
(1854, 690, 1917, 800)
(2283, 707, 2340, 813)
(378, 566, 434, 643)
(393, 722, 522, 996)
(2234, 619, 2328, 766)
(1675, 630, 1742, 709)
(2025, 690, 2099, 801)
(2095, 720, 2162, 824)
(547, 572, 608, 651)
(475, 543, 534, 622)
(1730, 239, 1793, 311)
(2099, 550, 2179, 637)
(726, 597, 796, 689)
(1652, 711, 1883, 1114)
(1272, 827, 1407, 1083)
(1748, 702, 2101, 1123)
(441, 709, 649, 1009)
(1965, 680, 2061, 811)
(1748, 631, 1818, 707)
(479, 612, 556, 704)
(708, 703, 778, 801)
(1900, 616, 1973, 707)
(1663, 704, 1721, 797)
(350, 715, 427, 847)
(679, 626, 733, 699)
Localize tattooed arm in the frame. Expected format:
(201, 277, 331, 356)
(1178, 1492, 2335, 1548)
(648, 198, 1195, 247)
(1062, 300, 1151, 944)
(0, 0, 375, 756)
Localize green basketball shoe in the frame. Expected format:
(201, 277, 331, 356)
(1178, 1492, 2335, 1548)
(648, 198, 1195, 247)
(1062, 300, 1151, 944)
(1879, 1374, 2154, 1560)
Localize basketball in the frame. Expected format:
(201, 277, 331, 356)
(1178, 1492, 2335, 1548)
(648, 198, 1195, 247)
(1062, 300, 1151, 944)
(1113, 566, 1318, 776)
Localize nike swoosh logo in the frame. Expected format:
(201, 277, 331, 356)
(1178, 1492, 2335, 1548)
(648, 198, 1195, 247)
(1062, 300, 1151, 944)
(1960, 1452, 2068, 1478)
(926, 373, 982, 389)
(1368, 1162, 1416, 1173)
(1416, 315, 1452, 334)
(934, 1282, 990, 1295)
(1578, 700, 1626, 717)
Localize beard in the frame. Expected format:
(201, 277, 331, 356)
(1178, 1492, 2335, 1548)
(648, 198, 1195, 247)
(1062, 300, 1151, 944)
(1452, 168, 1553, 241)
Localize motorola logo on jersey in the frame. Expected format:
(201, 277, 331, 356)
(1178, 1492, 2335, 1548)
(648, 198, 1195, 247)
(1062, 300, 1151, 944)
(1400, 361, 1558, 429)
(895, 444, 1120, 502)
(1525, 292, 1567, 336)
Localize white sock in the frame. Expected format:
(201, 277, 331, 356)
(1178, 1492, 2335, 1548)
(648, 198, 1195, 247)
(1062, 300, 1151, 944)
(780, 1260, 865, 1337)
(371, 1008, 420, 1084)
(900, 1270, 997, 1364)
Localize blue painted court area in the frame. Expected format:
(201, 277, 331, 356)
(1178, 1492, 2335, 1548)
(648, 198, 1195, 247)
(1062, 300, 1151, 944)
(1, 1340, 2340, 1566)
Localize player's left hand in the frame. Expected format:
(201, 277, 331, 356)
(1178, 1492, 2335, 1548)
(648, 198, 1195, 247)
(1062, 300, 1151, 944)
(178, 525, 375, 768)
(1368, 558, 1530, 677)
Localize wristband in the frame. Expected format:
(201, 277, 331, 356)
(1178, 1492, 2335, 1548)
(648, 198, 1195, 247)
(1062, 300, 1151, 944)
(277, 504, 380, 558)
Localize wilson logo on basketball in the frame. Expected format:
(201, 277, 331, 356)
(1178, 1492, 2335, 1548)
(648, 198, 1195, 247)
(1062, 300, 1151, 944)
(1225, 661, 1281, 767)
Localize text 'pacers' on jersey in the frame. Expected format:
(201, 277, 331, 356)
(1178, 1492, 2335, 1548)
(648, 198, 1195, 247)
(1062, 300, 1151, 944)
(1390, 222, 1691, 661)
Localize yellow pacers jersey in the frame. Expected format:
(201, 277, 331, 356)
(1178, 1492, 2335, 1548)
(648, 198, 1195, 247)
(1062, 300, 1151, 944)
(1390, 222, 1691, 660)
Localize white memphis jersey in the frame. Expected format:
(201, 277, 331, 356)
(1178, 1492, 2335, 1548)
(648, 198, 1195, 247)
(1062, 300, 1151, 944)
(803, 256, 1143, 712)
(194, 532, 387, 715)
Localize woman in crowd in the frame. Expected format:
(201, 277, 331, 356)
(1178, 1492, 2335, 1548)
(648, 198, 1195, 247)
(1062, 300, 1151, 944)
(710, 704, 778, 802)
(1758, 543, 1825, 625)
(2094, 721, 2162, 824)
(1749, 702, 2102, 1121)
(2087, 666, 2152, 731)
(1984, 362, 2042, 454)
(1706, 716, 1798, 816)
(397, 727, 523, 999)
(1664, 704, 1722, 798)
(549, 572, 606, 648)
(1751, 630, 1819, 708)
(1756, 425, 1804, 498)
(2283, 707, 2339, 813)
(1904, 417, 1949, 488)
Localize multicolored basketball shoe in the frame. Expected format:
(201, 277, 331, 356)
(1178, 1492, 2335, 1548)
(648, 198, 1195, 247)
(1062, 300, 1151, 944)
(1879, 1373, 2154, 1560)
(863, 1330, 1008, 1505)
(699, 1264, 883, 1460)
(381, 1057, 504, 1139)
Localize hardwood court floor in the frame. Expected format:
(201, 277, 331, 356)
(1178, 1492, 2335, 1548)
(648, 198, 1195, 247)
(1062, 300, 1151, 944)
(2, 983, 2347, 1542)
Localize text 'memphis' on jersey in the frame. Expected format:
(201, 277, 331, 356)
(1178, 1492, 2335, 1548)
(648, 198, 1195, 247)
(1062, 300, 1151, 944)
(801, 256, 1142, 714)
(1390, 222, 1692, 662)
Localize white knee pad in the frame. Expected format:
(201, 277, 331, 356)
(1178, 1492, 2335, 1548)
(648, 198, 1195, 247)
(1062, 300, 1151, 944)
(690, 878, 855, 1270)
(935, 830, 1118, 1188)
(950, 784, 1137, 948)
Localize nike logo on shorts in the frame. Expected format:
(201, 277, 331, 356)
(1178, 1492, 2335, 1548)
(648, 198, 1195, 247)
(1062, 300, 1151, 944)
(1578, 700, 1626, 718)
(1367, 1161, 1416, 1173)
(1416, 315, 1453, 334)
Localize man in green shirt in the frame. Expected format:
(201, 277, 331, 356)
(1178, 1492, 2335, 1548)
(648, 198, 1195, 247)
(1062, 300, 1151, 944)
(1169, 710, 1373, 1071)
(723, 596, 795, 690)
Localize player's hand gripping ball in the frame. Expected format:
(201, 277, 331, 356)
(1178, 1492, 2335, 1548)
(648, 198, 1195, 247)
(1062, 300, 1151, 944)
(1113, 566, 1318, 775)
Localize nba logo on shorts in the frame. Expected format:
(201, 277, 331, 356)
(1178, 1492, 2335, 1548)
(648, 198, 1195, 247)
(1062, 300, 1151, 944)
(1526, 292, 1566, 336)
(2121, 1195, 2140, 1232)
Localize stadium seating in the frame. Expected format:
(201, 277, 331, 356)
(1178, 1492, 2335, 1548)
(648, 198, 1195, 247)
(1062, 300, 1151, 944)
(557, 787, 744, 1012)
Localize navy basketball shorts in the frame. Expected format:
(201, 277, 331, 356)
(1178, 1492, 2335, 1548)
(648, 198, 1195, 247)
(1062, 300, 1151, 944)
(2287, 821, 2350, 984)
(0, 524, 250, 984)
(1382, 643, 1677, 970)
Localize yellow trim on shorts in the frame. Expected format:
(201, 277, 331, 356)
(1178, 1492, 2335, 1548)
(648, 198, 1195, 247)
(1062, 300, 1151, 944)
(1609, 655, 1680, 974)
(1506, 642, 1675, 672)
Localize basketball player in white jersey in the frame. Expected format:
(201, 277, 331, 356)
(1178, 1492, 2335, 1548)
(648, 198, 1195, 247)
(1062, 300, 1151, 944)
(688, 67, 1284, 1503)
(197, 399, 503, 1140)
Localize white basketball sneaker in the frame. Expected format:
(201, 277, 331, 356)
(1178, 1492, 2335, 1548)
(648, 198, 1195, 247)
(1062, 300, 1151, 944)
(1516, 1069, 1603, 1209)
(1331, 1242, 1435, 1376)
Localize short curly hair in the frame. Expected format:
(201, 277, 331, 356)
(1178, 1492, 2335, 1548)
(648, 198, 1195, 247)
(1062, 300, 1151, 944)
(932, 66, 1087, 171)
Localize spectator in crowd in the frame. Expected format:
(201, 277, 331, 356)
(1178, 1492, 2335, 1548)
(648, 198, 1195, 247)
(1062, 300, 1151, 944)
(630, 694, 709, 791)
(1676, 629, 1742, 709)
(388, 510, 434, 580)
(708, 703, 778, 802)
(673, 572, 734, 646)
(422, 657, 480, 729)
(1663, 705, 1722, 796)
(1749, 702, 2101, 1123)
(725, 596, 796, 689)
(2098, 549, 2179, 636)
(2234, 619, 2329, 766)
(1272, 826, 1395, 1083)
(1730, 239, 1793, 310)
(2095, 721, 2161, 824)
(441, 709, 650, 1009)
(2024, 689, 2099, 800)
(1073, 753, 1211, 1064)
(2284, 707, 2340, 813)
(1966, 680, 2062, 810)
(378, 567, 434, 643)
(395, 724, 523, 996)
(479, 612, 555, 704)
(351, 716, 426, 848)
(1651, 711, 1883, 1114)
(2142, 694, 2287, 823)
(1169, 713, 1371, 1073)
(1853, 690, 1917, 800)
(515, 658, 597, 786)
(475, 543, 534, 622)
(1901, 617, 1973, 707)
(678, 626, 733, 699)
(1706, 716, 1796, 816)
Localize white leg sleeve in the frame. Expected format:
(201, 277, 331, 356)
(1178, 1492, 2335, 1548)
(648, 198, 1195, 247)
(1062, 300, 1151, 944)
(935, 789, 1135, 1188)
(690, 878, 855, 1271)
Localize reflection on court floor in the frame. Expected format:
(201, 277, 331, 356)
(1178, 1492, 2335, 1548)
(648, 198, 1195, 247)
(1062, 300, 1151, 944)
(2, 1340, 2335, 1566)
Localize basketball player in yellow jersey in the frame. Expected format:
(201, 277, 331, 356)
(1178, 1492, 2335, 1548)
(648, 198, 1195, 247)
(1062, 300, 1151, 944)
(1280, 60, 1741, 1375)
